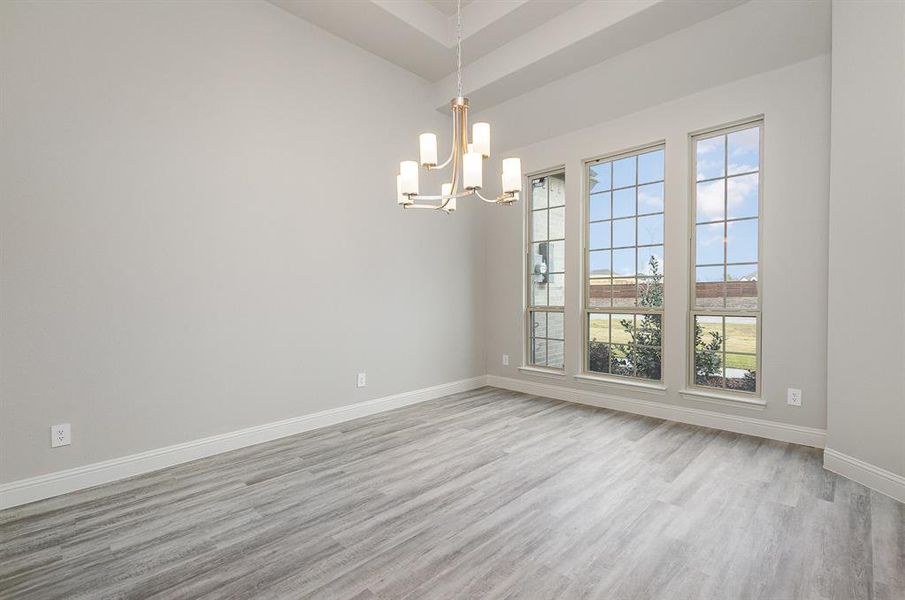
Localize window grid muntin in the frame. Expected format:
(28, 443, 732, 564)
(696, 169, 758, 186)
(587, 312, 663, 380)
(586, 148, 665, 311)
(692, 315, 758, 391)
(529, 308, 565, 369)
(584, 143, 665, 382)
(689, 119, 763, 395)
(692, 123, 761, 311)
(695, 214, 758, 227)
(527, 170, 566, 370)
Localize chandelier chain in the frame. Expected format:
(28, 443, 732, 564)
(456, 0, 462, 97)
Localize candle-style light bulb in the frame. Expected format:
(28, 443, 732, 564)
(400, 160, 419, 195)
(397, 174, 414, 205)
(419, 133, 437, 167)
(501, 157, 522, 193)
(463, 151, 482, 190)
(442, 182, 455, 212)
(472, 122, 490, 158)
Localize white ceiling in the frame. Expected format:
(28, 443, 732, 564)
(475, 0, 831, 152)
(268, 0, 809, 114)
(426, 0, 474, 17)
(270, 0, 582, 82)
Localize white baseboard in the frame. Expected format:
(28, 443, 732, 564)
(486, 375, 826, 448)
(823, 448, 905, 503)
(0, 376, 488, 510)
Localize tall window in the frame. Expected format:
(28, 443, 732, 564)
(584, 145, 664, 381)
(527, 171, 565, 369)
(690, 120, 762, 394)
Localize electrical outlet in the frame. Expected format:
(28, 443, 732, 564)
(51, 423, 71, 448)
(502, 354, 509, 366)
(787, 388, 802, 407)
(357, 372, 367, 388)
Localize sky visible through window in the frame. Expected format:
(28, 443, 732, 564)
(695, 128, 759, 277)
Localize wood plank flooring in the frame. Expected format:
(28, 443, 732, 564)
(1, 387, 903, 599)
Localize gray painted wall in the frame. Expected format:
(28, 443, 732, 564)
(0, 0, 485, 483)
(826, 0, 905, 477)
(482, 56, 831, 430)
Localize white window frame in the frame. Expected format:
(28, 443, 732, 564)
(687, 117, 764, 397)
(525, 167, 566, 371)
(582, 142, 666, 383)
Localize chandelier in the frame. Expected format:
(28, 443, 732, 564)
(395, 0, 522, 213)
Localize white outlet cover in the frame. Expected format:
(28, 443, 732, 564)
(357, 372, 366, 388)
(51, 423, 71, 448)
(787, 388, 802, 406)
(502, 354, 509, 366)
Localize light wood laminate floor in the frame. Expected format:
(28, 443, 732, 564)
(2, 387, 903, 599)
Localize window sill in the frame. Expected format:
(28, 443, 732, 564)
(573, 373, 667, 395)
(518, 366, 566, 380)
(679, 388, 766, 409)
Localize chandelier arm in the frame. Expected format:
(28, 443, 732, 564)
(432, 107, 457, 171)
(430, 99, 470, 211)
(430, 102, 468, 210)
(440, 103, 464, 206)
(404, 185, 515, 209)
(407, 189, 474, 202)
(474, 189, 517, 204)
(453, 100, 467, 192)
(403, 203, 444, 210)
(472, 189, 498, 204)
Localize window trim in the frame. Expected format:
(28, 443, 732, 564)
(581, 141, 667, 383)
(574, 373, 667, 395)
(524, 166, 567, 371)
(687, 117, 764, 397)
(518, 365, 567, 380)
